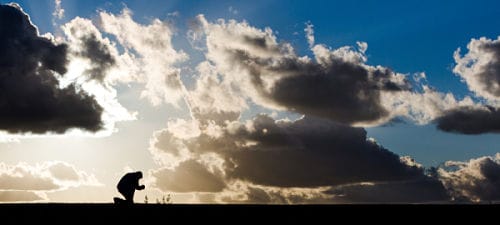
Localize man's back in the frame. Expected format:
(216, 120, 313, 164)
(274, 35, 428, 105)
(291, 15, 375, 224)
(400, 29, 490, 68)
(117, 172, 139, 192)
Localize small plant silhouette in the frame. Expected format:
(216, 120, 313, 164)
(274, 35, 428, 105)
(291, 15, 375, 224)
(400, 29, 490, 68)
(144, 195, 148, 204)
(155, 194, 172, 204)
(164, 194, 172, 204)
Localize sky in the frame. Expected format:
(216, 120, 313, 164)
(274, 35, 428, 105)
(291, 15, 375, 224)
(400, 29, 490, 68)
(0, 0, 500, 203)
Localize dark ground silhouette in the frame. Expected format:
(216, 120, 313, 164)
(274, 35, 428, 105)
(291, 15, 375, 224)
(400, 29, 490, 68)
(0, 203, 496, 223)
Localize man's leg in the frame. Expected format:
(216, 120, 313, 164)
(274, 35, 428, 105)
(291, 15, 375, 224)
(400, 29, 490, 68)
(121, 190, 135, 204)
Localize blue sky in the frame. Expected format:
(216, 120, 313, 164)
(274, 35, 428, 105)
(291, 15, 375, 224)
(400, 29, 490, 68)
(1, 0, 500, 203)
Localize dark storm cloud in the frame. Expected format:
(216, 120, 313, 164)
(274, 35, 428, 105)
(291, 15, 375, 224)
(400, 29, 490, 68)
(223, 115, 423, 187)
(436, 106, 500, 134)
(438, 155, 500, 202)
(266, 58, 408, 124)
(0, 4, 103, 134)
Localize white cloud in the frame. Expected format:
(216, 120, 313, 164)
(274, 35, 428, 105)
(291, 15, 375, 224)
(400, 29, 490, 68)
(53, 0, 64, 20)
(304, 22, 314, 48)
(382, 85, 476, 125)
(99, 8, 189, 107)
(454, 36, 500, 104)
(186, 61, 247, 124)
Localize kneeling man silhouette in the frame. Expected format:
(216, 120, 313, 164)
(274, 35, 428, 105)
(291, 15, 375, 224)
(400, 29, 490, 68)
(114, 171, 145, 205)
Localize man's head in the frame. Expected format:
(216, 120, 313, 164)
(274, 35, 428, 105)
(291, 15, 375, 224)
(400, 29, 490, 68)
(136, 171, 143, 179)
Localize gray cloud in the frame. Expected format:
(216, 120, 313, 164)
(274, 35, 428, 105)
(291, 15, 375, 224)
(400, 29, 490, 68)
(78, 34, 116, 82)
(0, 171, 58, 191)
(0, 4, 103, 134)
(438, 154, 500, 202)
(48, 162, 82, 181)
(436, 106, 500, 134)
(216, 181, 332, 204)
(0, 191, 44, 202)
(327, 178, 449, 203)
(222, 115, 423, 187)
(151, 160, 226, 193)
(266, 58, 408, 125)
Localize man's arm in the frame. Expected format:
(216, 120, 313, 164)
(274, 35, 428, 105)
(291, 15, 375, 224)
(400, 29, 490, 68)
(135, 177, 145, 190)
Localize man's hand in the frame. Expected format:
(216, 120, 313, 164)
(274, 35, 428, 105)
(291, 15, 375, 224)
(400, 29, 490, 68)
(137, 185, 145, 190)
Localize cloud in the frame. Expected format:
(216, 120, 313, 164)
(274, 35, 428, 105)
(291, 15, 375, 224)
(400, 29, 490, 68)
(0, 161, 100, 193)
(47, 161, 93, 182)
(98, 8, 188, 106)
(210, 177, 449, 204)
(454, 36, 500, 102)
(304, 22, 314, 48)
(215, 181, 332, 204)
(0, 163, 59, 191)
(436, 106, 500, 134)
(432, 37, 500, 134)
(0, 191, 45, 202)
(150, 160, 226, 193)
(383, 85, 476, 125)
(191, 15, 418, 126)
(186, 62, 246, 124)
(150, 114, 424, 194)
(327, 178, 449, 203)
(222, 115, 423, 187)
(188, 16, 482, 130)
(0, 4, 104, 134)
(53, 0, 64, 20)
(438, 153, 500, 202)
(63, 17, 117, 83)
(57, 16, 141, 135)
(0, 161, 101, 202)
